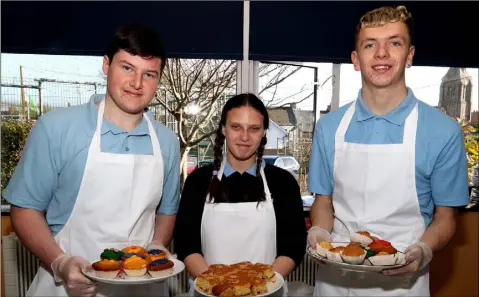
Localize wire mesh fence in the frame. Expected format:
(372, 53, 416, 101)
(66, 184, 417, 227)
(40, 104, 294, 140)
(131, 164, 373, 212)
(1, 76, 107, 120)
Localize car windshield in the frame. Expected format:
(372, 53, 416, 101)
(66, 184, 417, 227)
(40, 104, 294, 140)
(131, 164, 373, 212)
(263, 157, 277, 165)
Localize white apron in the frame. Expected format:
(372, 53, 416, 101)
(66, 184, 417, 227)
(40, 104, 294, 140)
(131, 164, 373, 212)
(189, 159, 287, 296)
(314, 101, 430, 296)
(26, 99, 169, 297)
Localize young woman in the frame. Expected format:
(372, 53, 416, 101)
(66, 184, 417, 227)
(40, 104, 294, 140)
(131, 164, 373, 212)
(173, 93, 307, 296)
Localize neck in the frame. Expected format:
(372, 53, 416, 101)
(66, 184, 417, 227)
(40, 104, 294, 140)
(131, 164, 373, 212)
(226, 152, 256, 174)
(361, 83, 408, 115)
(102, 94, 143, 131)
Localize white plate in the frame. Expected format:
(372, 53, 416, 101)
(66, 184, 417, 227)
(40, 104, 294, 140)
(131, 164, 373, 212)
(82, 258, 185, 285)
(307, 243, 408, 273)
(194, 272, 284, 297)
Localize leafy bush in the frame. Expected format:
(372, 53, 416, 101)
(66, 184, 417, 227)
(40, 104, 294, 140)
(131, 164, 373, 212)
(1, 119, 35, 203)
(460, 120, 479, 184)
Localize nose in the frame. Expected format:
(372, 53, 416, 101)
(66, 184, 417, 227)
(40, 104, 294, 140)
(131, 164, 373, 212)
(375, 42, 390, 59)
(240, 130, 249, 142)
(129, 73, 143, 90)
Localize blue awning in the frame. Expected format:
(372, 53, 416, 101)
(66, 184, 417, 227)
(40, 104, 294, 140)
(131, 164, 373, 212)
(1, 1, 243, 60)
(249, 2, 478, 68)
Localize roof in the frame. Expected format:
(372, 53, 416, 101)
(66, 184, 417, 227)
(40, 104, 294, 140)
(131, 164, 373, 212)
(267, 107, 315, 133)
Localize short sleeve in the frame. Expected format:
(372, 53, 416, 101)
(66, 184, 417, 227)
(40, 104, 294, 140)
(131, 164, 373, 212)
(431, 124, 470, 207)
(308, 122, 333, 195)
(157, 134, 181, 214)
(2, 119, 58, 211)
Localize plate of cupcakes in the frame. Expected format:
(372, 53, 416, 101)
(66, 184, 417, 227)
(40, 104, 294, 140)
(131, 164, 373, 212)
(307, 231, 409, 272)
(82, 245, 185, 284)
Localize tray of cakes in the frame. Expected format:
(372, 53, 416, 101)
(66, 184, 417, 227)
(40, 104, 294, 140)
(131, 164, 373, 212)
(194, 262, 284, 297)
(82, 245, 185, 284)
(307, 231, 409, 272)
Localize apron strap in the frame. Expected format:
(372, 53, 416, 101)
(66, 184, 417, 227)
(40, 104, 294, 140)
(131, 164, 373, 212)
(335, 102, 356, 142)
(208, 157, 273, 202)
(402, 103, 418, 151)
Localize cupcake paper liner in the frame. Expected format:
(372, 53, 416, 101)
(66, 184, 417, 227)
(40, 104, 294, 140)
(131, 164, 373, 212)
(340, 251, 366, 265)
(123, 267, 147, 277)
(350, 233, 374, 247)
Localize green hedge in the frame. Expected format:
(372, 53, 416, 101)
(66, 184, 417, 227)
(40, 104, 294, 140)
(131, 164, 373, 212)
(1, 119, 35, 203)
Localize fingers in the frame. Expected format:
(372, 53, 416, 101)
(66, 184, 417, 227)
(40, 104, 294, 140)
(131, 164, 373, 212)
(382, 260, 419, 276)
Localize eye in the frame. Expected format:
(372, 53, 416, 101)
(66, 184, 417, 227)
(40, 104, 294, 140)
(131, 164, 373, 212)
(250, 127, 260, 131)
(364, 43, 374, 49)
(391, 41, 402, 46)
(231, 124, 240, 130)
(122, 65, 132, 71)
(144, 73, 156, 79)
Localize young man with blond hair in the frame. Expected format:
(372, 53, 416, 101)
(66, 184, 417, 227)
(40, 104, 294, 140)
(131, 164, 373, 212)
(307, 5, 469, 296)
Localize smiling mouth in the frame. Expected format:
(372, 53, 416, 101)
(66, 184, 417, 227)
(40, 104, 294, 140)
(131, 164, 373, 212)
(373, 65, 391, 71)
(124, 90, 142, 96)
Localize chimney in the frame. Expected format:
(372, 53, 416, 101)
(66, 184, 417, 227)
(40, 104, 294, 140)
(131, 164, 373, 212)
(290, 103, 297, 109)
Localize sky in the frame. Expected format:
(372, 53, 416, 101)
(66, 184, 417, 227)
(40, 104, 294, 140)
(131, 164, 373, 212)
(1, 53, 478, 114)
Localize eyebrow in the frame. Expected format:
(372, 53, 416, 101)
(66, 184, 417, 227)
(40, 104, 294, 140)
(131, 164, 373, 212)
(361, 35, 406, 45)
(118, 60, 159, 76)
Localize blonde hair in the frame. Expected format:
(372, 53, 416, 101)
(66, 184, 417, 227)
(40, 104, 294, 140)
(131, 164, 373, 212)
(355, 6, 414, 46)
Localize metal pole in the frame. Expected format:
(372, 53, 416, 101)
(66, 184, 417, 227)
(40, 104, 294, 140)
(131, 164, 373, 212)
(38, 81, 43, 116)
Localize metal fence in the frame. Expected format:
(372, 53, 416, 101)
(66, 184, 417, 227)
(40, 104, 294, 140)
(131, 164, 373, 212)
(1, 77, 107, 120)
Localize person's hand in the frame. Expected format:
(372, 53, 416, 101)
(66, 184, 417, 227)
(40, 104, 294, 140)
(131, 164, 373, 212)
(51, 254, 96, 297)
(382, 241, 433, 277)
(307, 226, 333, 248)
(146, 241, 174, 258)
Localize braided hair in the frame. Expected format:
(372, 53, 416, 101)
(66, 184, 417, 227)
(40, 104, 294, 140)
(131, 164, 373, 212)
(207, 93, 269, 203)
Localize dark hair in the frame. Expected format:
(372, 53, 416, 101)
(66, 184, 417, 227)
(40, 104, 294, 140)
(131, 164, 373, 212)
(107, 23, 167, 73)
(208, 93, 269, 203)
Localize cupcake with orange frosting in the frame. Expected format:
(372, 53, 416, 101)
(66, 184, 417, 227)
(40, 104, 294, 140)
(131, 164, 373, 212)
(316, 241, 333, 257)
(326, 246, 344, 262)
(340, 242, 366, 264)
(122, 255, 148, 276)
(350, 231, 374, 247)
(122, 246, 147, 260)
(92, 259, 121, 279)
(147, 249, 167, 262)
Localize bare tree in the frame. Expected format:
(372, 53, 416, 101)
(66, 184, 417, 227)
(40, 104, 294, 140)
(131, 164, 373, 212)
(150, 59, 324, 184)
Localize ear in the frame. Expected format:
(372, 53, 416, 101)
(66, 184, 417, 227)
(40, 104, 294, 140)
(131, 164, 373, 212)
(406, 45, 415, 68)
(221, 125, 226, 136)
(102, 55, 110, 76)
(351, 51, 360, 71)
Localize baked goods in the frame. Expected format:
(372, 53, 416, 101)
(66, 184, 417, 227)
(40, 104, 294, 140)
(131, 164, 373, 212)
(326, 246, 344, 262)
(122, 255, 148, 276)
(350, 231, 374, 247)
(316, 241, 333, 257)
(147, 249, 167, 262)
(100, 248, 124, 261)
(89, 245, 176, 279)
(340, 243, 366, 264)
(92, 259, 122, 279)
(147, 258, 174, 277)
(368, 239, 398, 254)
(195, 262, 276, 296)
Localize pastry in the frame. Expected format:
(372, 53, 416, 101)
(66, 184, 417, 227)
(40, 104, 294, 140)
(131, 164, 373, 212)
(351, 231, 374, 247)
(92, 259, 121, 279)
(147, 249, 167, 262)
(341, 243, 367, 264)
(326, 246, 344, 262)
(197, 273, 222, 295)
(225, 273, 252, 296)
(250, 276, 267, 296)
(316, 241, 333, 257)
(212, 283, 236, 297)
(148, 258, 174, 277)
(122, 246, 147, 256)
(368, 251, 397, 266)
(122, 255, 148, 277)
(368, 239, 398, 254)
(100, 248, 124, 261)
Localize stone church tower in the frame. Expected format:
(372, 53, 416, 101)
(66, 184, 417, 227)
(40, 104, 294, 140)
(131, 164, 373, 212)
(438, 68, 472, 121)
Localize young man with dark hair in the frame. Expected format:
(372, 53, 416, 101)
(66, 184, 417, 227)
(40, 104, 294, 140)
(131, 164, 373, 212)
(307, 6, 469, 296)
(3, 23, 180, 296)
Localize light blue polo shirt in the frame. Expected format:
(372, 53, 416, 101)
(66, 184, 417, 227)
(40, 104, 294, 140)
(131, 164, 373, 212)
(308, 88, 470, 227)
(3, 95, 181, 236)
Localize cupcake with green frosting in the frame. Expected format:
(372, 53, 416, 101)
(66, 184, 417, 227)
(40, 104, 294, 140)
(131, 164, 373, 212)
(100, 248, 124, 261)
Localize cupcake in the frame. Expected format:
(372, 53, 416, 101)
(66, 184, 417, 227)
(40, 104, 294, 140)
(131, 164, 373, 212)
(368, 239, 397, 254)
(368, 251, 397, 266)
(341, 243, 366, 265)
(148, 258, 174, 277)
(122, 252, 147, 261)
(316, 241, 333, 257)
(350, 231, 374, 247)
(100, 248, 124, 261)
(92, 259, 121, 279)
(122, 255, 148, 277)
(147, 249, 167, 262)
(326, 246, 344, 262)
(122, 246, 147, 257)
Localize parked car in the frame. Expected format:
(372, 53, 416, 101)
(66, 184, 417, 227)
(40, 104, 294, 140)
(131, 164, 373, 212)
(263, 155, 300, 180)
